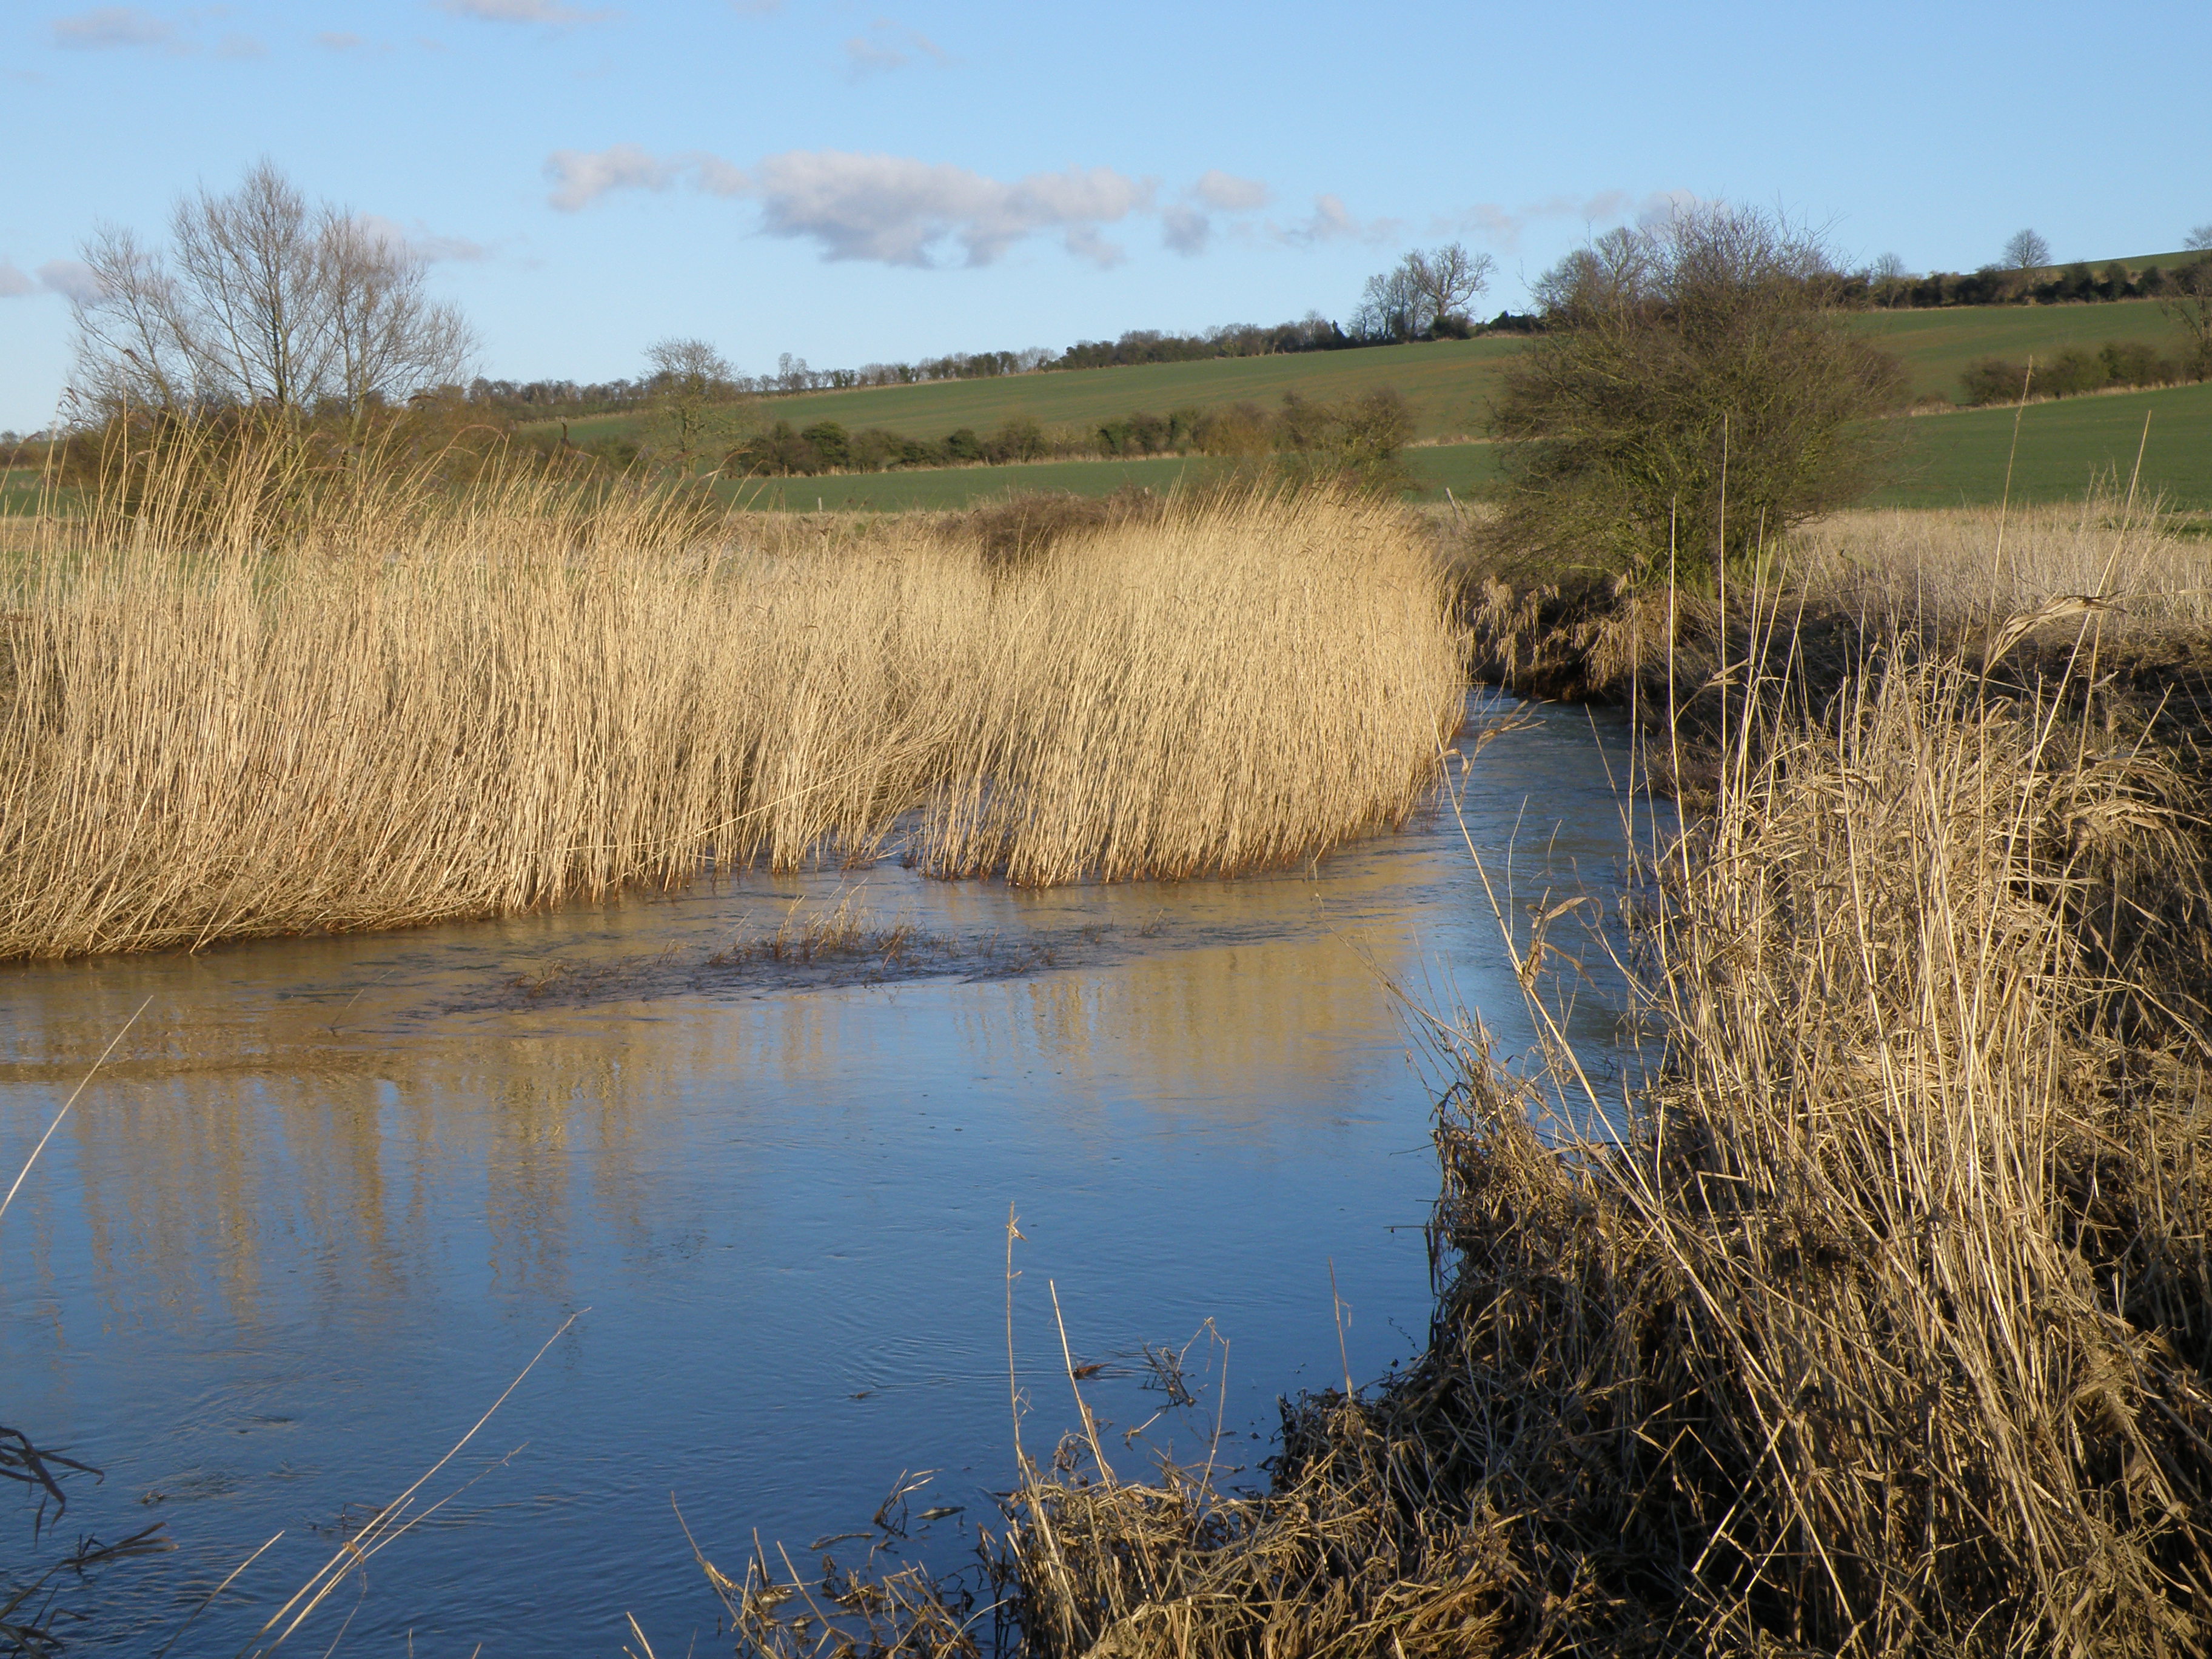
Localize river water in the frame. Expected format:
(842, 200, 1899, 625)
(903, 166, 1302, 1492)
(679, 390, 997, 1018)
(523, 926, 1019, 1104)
(0, 695, 1634, 1657)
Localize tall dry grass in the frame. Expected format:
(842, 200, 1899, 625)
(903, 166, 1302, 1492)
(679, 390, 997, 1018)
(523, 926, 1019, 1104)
(971, 600, 2212, 1657)
(1784, 497, 2212, 637)
(1457, 495, 2212, 708)
(0, 449, 1464, 958)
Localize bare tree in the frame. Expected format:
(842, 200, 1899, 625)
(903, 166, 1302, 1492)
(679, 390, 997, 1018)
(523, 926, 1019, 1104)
(2187, 224, 2212, 253)
(2163, 255, 2212, 380)
(1356, 243, 1496, 341)
(2003, 227, 2051, 272)
(69, 159, 476, 431)
(1406, 243, 1496, 330)
(643, 337, 743, 475)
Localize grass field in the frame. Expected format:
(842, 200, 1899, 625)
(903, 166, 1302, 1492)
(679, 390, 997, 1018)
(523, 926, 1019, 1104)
(1878, 380, 2212, 508)
(734, 381, 2212, 516)
(535, 337, 1526, 448)
(1856, 298, 2195, 402)
(532, 301, 2197, 454)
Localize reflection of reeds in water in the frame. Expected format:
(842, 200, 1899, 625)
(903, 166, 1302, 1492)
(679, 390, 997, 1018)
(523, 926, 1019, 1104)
(977, 606, 2212, 1654)
(0, 446, 1464, 958)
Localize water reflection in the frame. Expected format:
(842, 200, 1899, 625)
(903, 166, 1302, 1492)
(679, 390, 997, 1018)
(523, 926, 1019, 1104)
(0, 694, 1632, 1655)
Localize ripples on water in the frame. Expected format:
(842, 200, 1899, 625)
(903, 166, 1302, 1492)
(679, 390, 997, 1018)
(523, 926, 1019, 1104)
(0, 695, 1634, 1655)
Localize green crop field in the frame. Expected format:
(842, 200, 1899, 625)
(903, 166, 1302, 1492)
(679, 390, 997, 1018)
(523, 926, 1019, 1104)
(1855, 300, 2194, 403)
(517, 286, 2200, 514)
(534, 337, 1527, 449)
(1876, 381, 2212, 509)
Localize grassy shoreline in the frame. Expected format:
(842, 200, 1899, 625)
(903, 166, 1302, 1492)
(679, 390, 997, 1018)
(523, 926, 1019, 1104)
(754, 499, 2212, 1658)
(0, 463, 1464, 959)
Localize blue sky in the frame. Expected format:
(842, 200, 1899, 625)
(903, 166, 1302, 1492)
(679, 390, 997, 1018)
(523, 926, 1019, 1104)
(3, 0, 2208, 431)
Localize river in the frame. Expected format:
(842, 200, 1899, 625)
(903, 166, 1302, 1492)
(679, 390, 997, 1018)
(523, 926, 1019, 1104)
(0, 694, 1634, 1655)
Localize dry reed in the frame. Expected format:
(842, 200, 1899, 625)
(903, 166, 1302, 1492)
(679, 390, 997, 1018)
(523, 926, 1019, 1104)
(976, 600, 2212, 1656)
(0, 449, 1464, 958)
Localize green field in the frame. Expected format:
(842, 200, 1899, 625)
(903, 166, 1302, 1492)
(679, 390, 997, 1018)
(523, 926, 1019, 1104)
(539, 337, 1526, 449)
(1856, 300, 2194, 403)
(1876, 381, 2212, 509)
(10, 291, 2202, 520)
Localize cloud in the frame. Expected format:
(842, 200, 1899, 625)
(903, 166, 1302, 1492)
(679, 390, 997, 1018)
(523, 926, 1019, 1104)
(353, 213, 495, 263)
(49, 6, 182, 50)
(36, 260, 103, 302)
(1161, 203, 1211, 256)
(750, 151, 1150, 267)
(545, 142, 690, 210)
(317, 30, 368, 49)
(545, 144, 1155, 269)
(215, 31, 265, 58)
(1192, 170, 1269, 213)
(1160, 170, 1273, 257)
(1273, 193, 1399, 247)
(435, 0, 612, 22)
(842, 19, 946, 76)
(1438, 189, 1694, 251)
(0, 261, 36, 299)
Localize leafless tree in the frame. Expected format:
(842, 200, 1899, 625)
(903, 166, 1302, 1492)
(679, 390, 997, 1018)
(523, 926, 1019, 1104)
(1406, 243, 1496, 329)
(1356, 243, 1496, 341)
(2186, 224, 2212, 253)
(2003, 227, 2051, 272)
(2162, 255, 2212, 380)
(643, 337, 744, 474)
(69, 159, 476, 434)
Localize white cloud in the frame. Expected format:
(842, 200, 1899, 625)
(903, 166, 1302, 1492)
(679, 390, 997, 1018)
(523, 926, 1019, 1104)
(1161, 170, 1272, 256)
(842, 19, 946, 76)
(1438, 189, 1695, 251)
(50, 6, 181, 50)
(317, 30, 369, 50)
(545, 145, 1155, 269)
(1192, 170, 1270, 213)
(1275, 193, 1399, 247)
(435, 0, 612, 22)
(751, 152, 1150, 266)
(545, 143, 692, 210)
(37, 260, 103, 302)
(0, 261, 36, 298)
(1161, 203, 1210, 256)
(215, 31, 266, 58)
(353, 213, 495, 263)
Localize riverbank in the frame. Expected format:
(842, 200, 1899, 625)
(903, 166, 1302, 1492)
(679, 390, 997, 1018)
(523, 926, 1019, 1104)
(870, 500, 2212, 1657)
(0, 457, 1462, 959)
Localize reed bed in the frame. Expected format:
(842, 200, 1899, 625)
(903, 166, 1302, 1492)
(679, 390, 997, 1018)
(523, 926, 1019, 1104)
(1456, 497, 2212, 705)
(0, 455, 1464, 958)
(1783, 498, 2212, 635)
(970, 617, 2212, 1656)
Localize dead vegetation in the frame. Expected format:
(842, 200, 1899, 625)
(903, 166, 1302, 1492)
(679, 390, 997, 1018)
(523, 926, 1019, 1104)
(711, 498, 2212, 1659)
(949, 608, 2212, 1657)
(0, 439, 1464, 958)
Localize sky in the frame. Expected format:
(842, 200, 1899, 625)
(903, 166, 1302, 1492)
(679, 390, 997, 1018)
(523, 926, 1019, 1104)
(2, 0, 2208, 432)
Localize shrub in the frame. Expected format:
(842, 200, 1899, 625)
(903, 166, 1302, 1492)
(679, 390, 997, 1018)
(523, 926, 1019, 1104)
(2040, 346, 2110, 398)
(1490, 204, 1908, 580)
(1960, 357, 2033, 406)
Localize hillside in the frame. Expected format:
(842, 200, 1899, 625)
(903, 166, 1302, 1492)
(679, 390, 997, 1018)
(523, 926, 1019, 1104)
(1857, 297, 2194, 402)
(1874, 380, 2212, 509)
(532, 337, 1524, 448)
(528, 297, 2196, 453)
